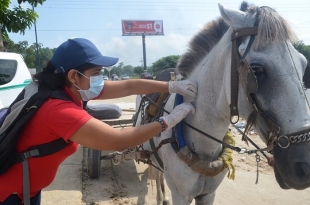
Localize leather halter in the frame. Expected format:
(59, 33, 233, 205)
(229, 25, 282, 150)
(230, 26, 258, 123)
(229, 24, 310, 151)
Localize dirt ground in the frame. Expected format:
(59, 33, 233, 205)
(82, 95, 310, 205)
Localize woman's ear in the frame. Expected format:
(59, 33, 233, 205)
(67, 69, 78, 85)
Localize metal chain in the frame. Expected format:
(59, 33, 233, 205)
(141, 96, 146, 124)
(135, 95, 150, 153)
(290, 133, 310, 144)
(255, 153, 260, 184)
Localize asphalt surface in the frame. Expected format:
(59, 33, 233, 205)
(41, 146, 83, 205)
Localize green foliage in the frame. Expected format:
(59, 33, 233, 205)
(108, 62, 124, 77)
(134, 66, 144, 75)
(111, 66, 122, 77)
(38, 46, 53, 70)
(151, 55, 180, 76)
(8, 40, 53, 71)
(17, 0, 45, 7)
(294, 41, 310, 63)
(123, 65, 134, 76)
(0, 0, 45, 47)
(146, 67, 152, 74)
(24, 43, 37, 68)
(9, 40, 29, 55)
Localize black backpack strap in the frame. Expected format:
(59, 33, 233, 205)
(17, 138, 69, 205)
(14, 138, 69, 164)
(22, 160, 31, 205)
(49, 89, 72, 101)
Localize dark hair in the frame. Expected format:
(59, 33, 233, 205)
(33, 61, 97, 90)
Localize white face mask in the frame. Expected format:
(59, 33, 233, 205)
(74, 71, 104, 101)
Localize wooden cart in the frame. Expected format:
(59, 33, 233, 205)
(86, 103, 136, 178)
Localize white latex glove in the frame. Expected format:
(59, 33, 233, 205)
(162, 103, 195, 130)
(168, 80, 197, 102)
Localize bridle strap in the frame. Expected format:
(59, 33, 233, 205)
(230, 27, 258, 123)
(230, 35, 239, 122)
(231, 27, 258, 41)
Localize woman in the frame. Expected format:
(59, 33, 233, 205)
(0, 38, 197, 204)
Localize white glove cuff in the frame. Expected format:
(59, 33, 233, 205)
(168, 81, 174, 94)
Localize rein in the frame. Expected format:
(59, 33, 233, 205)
(139, 94, 267, 157)
(132, 9, 310, 174)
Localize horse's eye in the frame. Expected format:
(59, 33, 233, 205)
(250, 64, 264, 78)
(250, 64, 265, 84)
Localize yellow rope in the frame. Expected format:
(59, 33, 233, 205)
(217, 130, 236, 180)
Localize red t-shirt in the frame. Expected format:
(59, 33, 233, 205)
(0, 86, 92, 202)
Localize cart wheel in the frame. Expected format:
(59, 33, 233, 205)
(87, 148, 101, 178)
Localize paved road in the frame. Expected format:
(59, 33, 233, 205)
(41, 146, 83, 205)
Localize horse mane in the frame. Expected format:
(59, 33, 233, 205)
(176, 18, 229, 78)
(177, 1, 298, 78)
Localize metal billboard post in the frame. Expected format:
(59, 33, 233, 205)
(142, 33, 147, 72)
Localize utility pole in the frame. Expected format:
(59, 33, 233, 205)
(32, 4, 40, 70)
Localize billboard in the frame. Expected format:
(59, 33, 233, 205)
(122, 20, 164, 36)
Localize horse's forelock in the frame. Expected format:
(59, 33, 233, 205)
(254, 6, 298, 50)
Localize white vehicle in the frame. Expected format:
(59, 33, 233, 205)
(0, 52, 32, 108)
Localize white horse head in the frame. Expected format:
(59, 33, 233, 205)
(179, 3, 310, 189)
(136, 2, 310, 204)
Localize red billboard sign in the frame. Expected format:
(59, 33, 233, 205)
(122, 20, 164, 36)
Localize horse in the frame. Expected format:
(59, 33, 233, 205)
(135, 2, 310, 204)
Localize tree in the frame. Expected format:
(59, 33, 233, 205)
(8, 40, 35, 67)
(38, 46, 53, 71)
(112, 66, 122, 77)
(294, 41, 310, 88)
(123, 65, 134, 76)
(0, 0, 45, 50)
(24, 43, 37, 68)
(294, 41, 310, 63)
(8, 40, 54, 71)
(8, 40, 29, 55)
(151, 55, 180, 76)
(146, 66, 153, 74)
(134, 66, 144, 76)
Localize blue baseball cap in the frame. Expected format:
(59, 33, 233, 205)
(51, 38, 119, 73)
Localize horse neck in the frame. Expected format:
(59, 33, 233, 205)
(184, 32, 233, 160)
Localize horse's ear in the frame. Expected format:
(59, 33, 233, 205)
(218, 4, 246, 29)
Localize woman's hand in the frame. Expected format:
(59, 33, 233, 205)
(162, 102, 195, 130)
(169, 80, 197, 102)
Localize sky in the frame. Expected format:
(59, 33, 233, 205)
(8, 0, 310, 67)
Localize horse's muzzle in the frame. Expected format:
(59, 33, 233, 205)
(273, 142, 310, 190)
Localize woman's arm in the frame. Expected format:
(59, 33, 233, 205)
(98, 79, 198, 101)
(69, 117, 163, 151)
(98, 79, 168, 99)
(69, 102, 195, 151)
